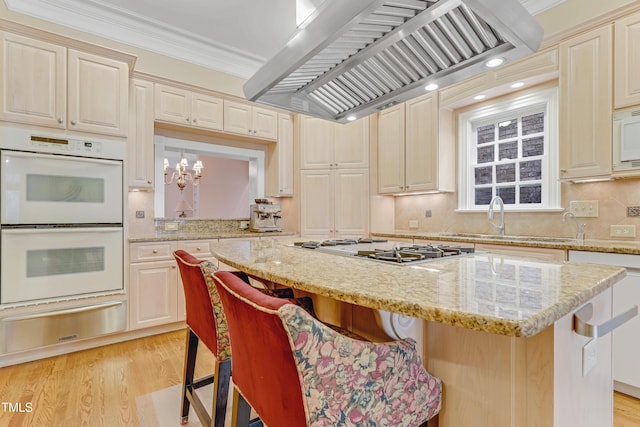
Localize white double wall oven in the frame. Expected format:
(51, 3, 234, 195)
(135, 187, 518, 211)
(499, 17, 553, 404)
(0, 128, 127, 356)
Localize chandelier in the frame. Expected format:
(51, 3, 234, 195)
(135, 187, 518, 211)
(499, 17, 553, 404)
(163, 155, 203, 191)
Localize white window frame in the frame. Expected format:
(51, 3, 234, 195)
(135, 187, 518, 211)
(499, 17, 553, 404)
(457, 87, 561, 212)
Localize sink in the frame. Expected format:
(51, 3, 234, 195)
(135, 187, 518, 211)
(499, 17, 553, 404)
(437, 233, 575, 243)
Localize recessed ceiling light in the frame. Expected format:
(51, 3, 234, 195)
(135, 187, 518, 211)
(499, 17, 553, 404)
(346, 115, 357, 121)
(511, 82, 525, 88)
(473, 94, 486, 100)
(424, 83, 439, 91)
(485, 58, 504, 68)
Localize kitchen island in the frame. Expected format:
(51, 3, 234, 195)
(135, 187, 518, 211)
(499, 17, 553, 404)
(210, 238, 629, 427)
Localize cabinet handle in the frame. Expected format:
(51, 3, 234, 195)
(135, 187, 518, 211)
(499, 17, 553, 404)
(573, 303, 638, 338)
(171, 265, 177, 269)
(193, 118, 197, 123)
(70, 120, 76, 126)
(147, 180, 152, 184)
(560, 169, 567, 173)
(57, 118, 63, 124)
(196, 247, 201, 251)
(152, 250, 158, 254)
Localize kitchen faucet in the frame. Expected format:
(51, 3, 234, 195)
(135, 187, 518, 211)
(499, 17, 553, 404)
(488, 196, 505, 236)
(562, 211, 586, 243)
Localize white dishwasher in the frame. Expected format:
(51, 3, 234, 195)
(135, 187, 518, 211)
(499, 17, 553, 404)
(569, 250, 640, 398)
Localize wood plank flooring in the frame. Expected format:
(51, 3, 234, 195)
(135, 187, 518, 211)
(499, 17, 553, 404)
(0, 329, 638, 426)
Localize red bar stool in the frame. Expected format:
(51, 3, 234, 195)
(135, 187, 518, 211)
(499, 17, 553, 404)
(212, 270, 442, 427)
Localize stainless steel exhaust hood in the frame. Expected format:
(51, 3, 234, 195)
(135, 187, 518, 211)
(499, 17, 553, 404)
(244, 0, 543, 123)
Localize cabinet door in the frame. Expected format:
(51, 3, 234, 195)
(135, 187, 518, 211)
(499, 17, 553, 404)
(191, 92, 223, 130)
(276, 113, 294, 196)
(377, 104, 405, 193)
(252, 106, 278, 140)
(300, 169, 334, 239)
(334, 169, 369, 239)
(0, 32, 66, 128)
(405, 93, 438, 192)
(67, 49, 128, 136)
(559, 25, 612, 181)
(129, 260, 179, 329)
(223, 99, 252, 135)
(300, 115, 335, 169)
(128, 78, 154, 189)
(154, 83, 191, 125)
(614, 12, 640, 109)
(334, 117, 369, 168)
(613, 271, 640, 393)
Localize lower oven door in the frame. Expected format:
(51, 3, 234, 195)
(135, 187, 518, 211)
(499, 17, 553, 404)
(1, 227, 123, 304)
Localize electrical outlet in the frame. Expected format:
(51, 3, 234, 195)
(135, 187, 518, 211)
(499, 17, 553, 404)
(164, 222, 178, 231)
(582, 339, 598, 377)
(569, 200, 599, 218)
(409, 220, 419, 229)
(425, 210, 432, 218)
(610, 225, 636, 238)
(135, 210, 145, 219)
(240, 221, 250, 230)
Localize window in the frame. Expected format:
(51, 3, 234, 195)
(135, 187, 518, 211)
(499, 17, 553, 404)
(458, 88, 560, 211)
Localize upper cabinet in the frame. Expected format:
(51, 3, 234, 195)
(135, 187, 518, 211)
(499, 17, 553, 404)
(0, 31, 130, 137)
(154, 83, 223, 131)
(378, 92, 453, 194)
(559, 25, 613, 181)
(266, 113, 294, 197)
(614, 11, 640, 109)
(224, 99, 278, 140)
(128, 78, 154, 189)
(299, 116, 369, 170)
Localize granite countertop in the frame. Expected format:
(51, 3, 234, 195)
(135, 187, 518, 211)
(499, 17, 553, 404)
(209, 237, 626, 338)
(372, 231, 640, 255)
(128, 231, 296, 242)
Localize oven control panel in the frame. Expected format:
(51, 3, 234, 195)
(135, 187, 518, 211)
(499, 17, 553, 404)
(29, 136, 102, 156)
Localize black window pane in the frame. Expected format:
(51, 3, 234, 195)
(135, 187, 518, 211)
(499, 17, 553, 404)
(475, 166, 493, 185)
(477, 125, 495, 144)
(477, 145, 495, 163)
(498, 119, 518, 140)
(496, 163, 516, 183)
(475, 187, 493, 205)
(497, 187, 516, 204)
(522, 112, 544, 135)
(520, 160, 542, 181)
(499, 142, 518, 160)
(520, 184, 542, 204)
(523, 136, 544, 157)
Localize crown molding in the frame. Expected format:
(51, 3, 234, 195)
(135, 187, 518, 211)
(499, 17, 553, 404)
(3, 0, 263, 79)
(520, 0, 566, 15)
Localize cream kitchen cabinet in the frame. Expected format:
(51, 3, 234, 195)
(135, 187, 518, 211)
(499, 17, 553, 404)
(559, 25, 613, 181)
(154, 83, 223, 131)
(128, 78, 154, 189)
(299, 115, 369, 170)
(300, 168, 369, 240)
(378, 92, 452, 194)
(128, 240, 216, 330)
(223, 99, 278, 140)
(0, 31, 129, 136)
(266, 113, 294, 197)
(614, 11, 640, 109)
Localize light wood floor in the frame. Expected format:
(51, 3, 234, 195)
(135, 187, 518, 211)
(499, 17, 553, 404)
(0, 330, 638, 426)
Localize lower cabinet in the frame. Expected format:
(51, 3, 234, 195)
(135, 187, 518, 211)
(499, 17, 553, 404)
(128, 239, 216, 330)
(475, 243, 566, 261)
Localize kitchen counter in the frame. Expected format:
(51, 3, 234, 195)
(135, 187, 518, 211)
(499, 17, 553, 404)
(128, 231, 295, 242)
(372, 231, 640, 255)
(209, 237, 625, 337)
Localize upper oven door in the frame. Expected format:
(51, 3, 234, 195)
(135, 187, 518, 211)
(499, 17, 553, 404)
(1, 150, 123, 225)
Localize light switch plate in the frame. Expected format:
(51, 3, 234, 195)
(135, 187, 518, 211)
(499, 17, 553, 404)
(409, 220, 419, 229)
(569, 200, 599, 217)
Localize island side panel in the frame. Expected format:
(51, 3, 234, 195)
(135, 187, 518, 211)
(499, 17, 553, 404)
(425, 321, 554, 426)
(554, 287, 613, 427)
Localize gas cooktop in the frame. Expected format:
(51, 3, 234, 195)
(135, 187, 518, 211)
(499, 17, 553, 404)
(291, 239, 475, 266)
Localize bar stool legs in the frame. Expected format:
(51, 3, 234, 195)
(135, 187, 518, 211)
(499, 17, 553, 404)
(180, 329, 231, 427)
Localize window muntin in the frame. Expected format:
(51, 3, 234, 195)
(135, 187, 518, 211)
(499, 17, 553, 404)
(458, 88, 560, 212)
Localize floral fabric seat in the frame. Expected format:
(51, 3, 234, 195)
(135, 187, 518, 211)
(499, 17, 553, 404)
(212, 270, 442, 427)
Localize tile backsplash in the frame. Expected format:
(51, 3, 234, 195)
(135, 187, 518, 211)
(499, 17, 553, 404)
(394, 180, 640, 240)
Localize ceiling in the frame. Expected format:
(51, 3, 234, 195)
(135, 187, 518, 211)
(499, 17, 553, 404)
(4, 0, 564, 80)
